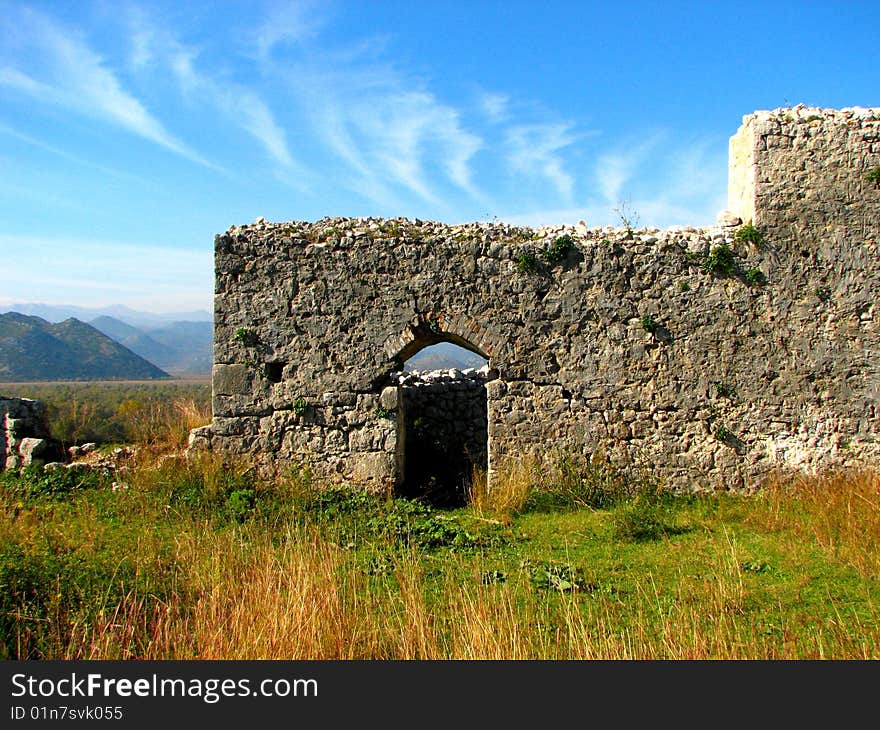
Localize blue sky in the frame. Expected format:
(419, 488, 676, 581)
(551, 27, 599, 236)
(1, 0, 878, 314)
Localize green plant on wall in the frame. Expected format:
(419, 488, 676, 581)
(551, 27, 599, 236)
(640, 314, 658, 334)
(543, 234, 574, 264)
(293, 398, 308, 417)
(703, 243, 737, 277)
(867, 166, 880, 186)
(515, 251, 539, 275)
(714, 423, 733, 442)
(233, 327, 251, 345)
(744, 268, 767, 287)
(734, 222, 763, 247)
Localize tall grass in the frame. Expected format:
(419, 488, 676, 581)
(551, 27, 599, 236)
(125, 397, 212, 448)
(2, 447, 880, 660)
(467, 458, 534, 519)
(37, 525, 879, 660)
(751, 470, 880, 578)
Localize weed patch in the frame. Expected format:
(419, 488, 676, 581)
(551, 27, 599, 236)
(2, 465, 106, 502)
(611, 496, 686, 542)
(522, 560, 596, 593)
(524, 452, 635, 512)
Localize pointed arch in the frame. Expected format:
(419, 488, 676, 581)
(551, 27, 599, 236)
(383, 310, 504, 365)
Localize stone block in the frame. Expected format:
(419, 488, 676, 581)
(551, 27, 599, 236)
(213, 364, 254, 395)
(350, 452, 395, 482)
(380, 386, 399, 411)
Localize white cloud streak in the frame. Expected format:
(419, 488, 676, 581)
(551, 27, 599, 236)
(479, 92, 510, 123)
(125, 12, 299, 172)
(0, 120, 155, 186)
(505, 123, 578, 204)
(253, 0, 325, 59)
(287, 57, 488, 211)
(502, 135, 727, 229)
(0, 8, 216, 170)
(172, 50, 297, 169)
(594, 136, 662, 204)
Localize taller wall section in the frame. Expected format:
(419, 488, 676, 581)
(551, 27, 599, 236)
(196, 107, 880, 492)
(730, 106, 880, 248)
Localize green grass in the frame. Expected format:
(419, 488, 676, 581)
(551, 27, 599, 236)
(2, 452, 878, 659)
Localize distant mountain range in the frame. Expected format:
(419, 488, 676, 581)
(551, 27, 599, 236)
(1, 303, 213, 376)
(0, 313, 170, 381)
(89, 316, 212, 374)
(4, 302, 211, 328)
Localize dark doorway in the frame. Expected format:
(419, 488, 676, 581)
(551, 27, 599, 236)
(398, 345, 489, 507)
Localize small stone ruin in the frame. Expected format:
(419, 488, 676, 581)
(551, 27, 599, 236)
(0, 397, 64, 470)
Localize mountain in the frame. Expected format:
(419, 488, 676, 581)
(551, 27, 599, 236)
(145, 321, 213, 373)
(0, 313, 171, 381)
(89, 316, 212, 374)
(405, 342, 488, 371)
(4, 302, 211, 328)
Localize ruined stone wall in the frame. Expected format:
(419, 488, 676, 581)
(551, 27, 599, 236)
(195, 106, 880, 492)
(730, 105, 880, 247)
(1, 397, 58, 470)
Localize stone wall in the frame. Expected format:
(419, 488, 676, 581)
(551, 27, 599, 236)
(1, 397, 61, 470)
(194, 106, 880, 492)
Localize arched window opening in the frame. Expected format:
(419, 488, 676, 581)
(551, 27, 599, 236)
(394, 341, 490, 507)
(404, 342, 488, 372)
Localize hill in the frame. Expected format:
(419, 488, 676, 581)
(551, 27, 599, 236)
(89, 317, 212, 374)
(0, 313, 171, 381)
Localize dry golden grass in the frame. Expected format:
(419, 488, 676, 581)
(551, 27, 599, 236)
(751, 469, 880, 577)
(127, 397, 212, 449)
(467, 457, 536, 519)
(31, 521, 880, 660)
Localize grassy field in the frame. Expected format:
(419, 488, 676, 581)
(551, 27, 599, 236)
(2, 398, 879, 660)
(1, 381, 211, 446)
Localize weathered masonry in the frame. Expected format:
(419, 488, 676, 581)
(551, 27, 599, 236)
(191, 106, 880, 493)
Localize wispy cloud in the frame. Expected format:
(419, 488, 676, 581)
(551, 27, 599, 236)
(0, 8, 215, 169)
(252, 0, 326, 59)
(173, 51, 297, 169)
(505, 123, 578, 204)
(594, 136, 662, 204)
(354, 89, 484, 205)
(479, 92, 510, 123)
(0, 120, 154, 186)
(501, 133, 727, 230)
(288, 57, 488, 210)
(125, 11, 301, 173)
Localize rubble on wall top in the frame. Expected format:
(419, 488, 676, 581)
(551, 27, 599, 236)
(226, 214, 744, 249)
(745, 104, 880, 125)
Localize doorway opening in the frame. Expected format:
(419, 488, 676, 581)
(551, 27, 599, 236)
(396, 342, 489, 507)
